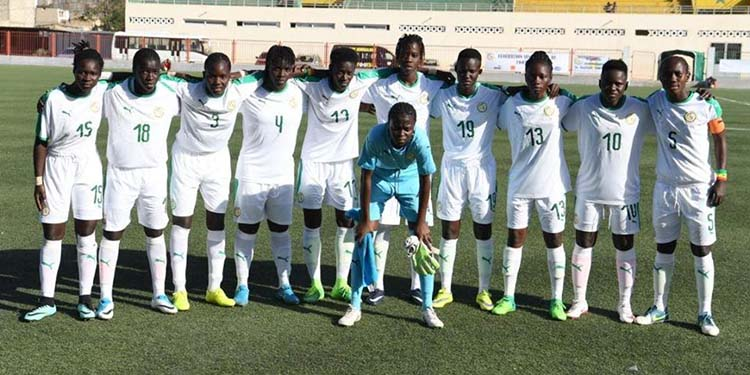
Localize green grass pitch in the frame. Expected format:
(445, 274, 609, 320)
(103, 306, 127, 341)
(1, 65, 749, 373)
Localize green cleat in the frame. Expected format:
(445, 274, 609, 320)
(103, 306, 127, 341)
(549, 299, 567, 321)
(206, 288, 236, 307)
(491, 296, 516, 316)
(303, 279, 325, 303)
(475, 290, 493, 311)
(432, 288, 453, 309)
(171, 290, 190, 311)
(330, 277, 352, 302)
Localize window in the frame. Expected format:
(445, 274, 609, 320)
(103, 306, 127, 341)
(344, 23, 389, 30)
(290, 22, 334, 29)
(712, 43, 742, 63)
(237, 21, 280, 27)
(184, 18, 227, 26)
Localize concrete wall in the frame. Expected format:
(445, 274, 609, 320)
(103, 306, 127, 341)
(0, 0, 36, 27)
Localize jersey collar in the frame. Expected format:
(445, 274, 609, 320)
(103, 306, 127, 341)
(666, 91, 695, 104)
(457, 83, 480, 99)
(599, 94, 626, 111)
(127, 77, 157, 98)
(397, 72, 420, 88)
(60, 83, 92, 99)
(520, 91, 548, 104)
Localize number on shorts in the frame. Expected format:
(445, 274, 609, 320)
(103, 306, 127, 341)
(457, 120, 475, 138)
(133, 123, 151, 143)
(525, 127, 544, 147)
(76, 121, 93, 138)
(210, 113, 220, 128)
(668, 131, 678, 149)
(603, 132, 621, 151)
(620, 202, 639, 223)
(487, 189, 497, 212)
(344, 179, 357, 200)
(707, 213, 714, 232)
(90, 184, 103, 205)
(275, 115, 284, 133)
(331, 109, 350, 123)
(551, 199, 565, 221)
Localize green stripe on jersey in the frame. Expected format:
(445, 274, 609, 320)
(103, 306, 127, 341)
(235, 71, 263, 85)
(357, 68, 396, 80)
(706, 97, 723, 118)
(559, 88, 578, 101)
(35, 90, 51, 142)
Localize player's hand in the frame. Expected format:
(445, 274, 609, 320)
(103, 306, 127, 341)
(355, 219, 374, 243)
(406, 236, 440, 276)
(34, 184, 46, 212)
(708, 180, 726, 207)
(360, 103, 376, 115)
(505, 85, 523, 96)
(548, 83, 561, 98)
(414, 221, 432, 248)
(435, 70, 455, 85)
(696, 88, 713, 100)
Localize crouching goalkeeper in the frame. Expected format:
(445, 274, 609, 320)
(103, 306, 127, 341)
(337, 102, 442, 328)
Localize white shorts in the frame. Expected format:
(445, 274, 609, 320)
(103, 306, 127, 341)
(234, 181, 294, 225)
(574, 199, 640, 235)
(652, 181, 716, 246)
(104, 165, 169, 232)
(296, 159, 357, 211)
(507, 192, 567, 233)
(380, 194, 434, 226)
(170, 146, 231, 216)
(436, 157, 496, 225)
(41, 153, 103, 224)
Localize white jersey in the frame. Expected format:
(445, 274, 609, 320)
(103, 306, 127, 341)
(36, 81, 109, 157)
(104, 77, 180, 169)
(163, 73, 263, 154)
(430, 83, 507, 161)
(236, 83, 306, 184)
(563, 95, 654, 204)
(648, 90, 722, 185)
(296, 69, 392, 162)
(362, 71, 447, 131)
(498, 93, 574, 199)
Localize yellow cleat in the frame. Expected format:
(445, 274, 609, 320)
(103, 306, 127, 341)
(475, 290, 494, 311)
(206, 288, 236, 307)
(172, 290, 190, 311)
(432, 288, 454, 309)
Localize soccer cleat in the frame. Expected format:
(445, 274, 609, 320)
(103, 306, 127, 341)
(365, 289, 385, 306)
(172, 290, 190, 311)
(338, 305, 362, 327)
(698, 313, 720, 337)
(491, 296, 517, 316)
(617, 304, 635, 324)
(566, 301, 589, 319)
(410, 288, 423, 305)
(550, 299, 567, 321)
(432, 288, 454, 309)
(24, 304, 57, 322)
(95, 299, 114, 320)
(234, 285, 250, 307)
(330, 278, 352, 302)
(635, 305, 669, 325)
(475, 290, 493, 311)
(151, 294, 178, 315)
(77, 304, 95, 320)
(206, 288, 236, 307)
(276, 285, 300, 305)
(422, 307, 444, 329)
(303, 279, 325, 304)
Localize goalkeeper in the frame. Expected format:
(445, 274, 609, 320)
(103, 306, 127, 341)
(338, 102, 443, 328)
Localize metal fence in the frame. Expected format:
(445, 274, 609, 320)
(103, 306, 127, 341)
(0, 30, 113, 59)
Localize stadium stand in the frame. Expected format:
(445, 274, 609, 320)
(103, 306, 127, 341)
(513, 0, 681, 13)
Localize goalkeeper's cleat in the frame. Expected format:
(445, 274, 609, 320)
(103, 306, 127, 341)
(206, 288, 236, 307)
(635, 305, 669, 325)
(151, 294, 178, 315)
(550, 299, 567, 321)
(566, 300, 589, 319)
(95, 298, 114, 320)
(171, 290, 190, 311)
(276, 285, 300, 305)
(698, 313, 720, 337)
(330, 278, 352, 302)
(234, 285, 250, 307)
(303, 279, 325, 304)
(432, 288, 453, 309)
(617, 304, 635, 324)
(422, 307, 444, 329)
(491, 296, 516, 316)
(338, 305, 361, 327)
(23, 304, 57, 322)
(475, 290, 493, 311)
(365, 289, 385, 306)
(77, 303, 95, 320)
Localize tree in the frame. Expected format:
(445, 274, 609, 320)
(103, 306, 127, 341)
(83, 0, 125, 31)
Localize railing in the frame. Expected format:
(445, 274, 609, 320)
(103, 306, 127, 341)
(127, 0, 750, 14)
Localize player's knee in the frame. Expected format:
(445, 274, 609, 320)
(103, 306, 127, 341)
(73, 220, 97, 237)
(144, 227, 163, 238)
(656, 241, 677, 254)
(42, 224, 66, 241)
(542, 231, 563, 248)
(473, 222, 491, 241)
(205, 211, 224, 231)
(691, 244, 712, 257)
(334, 211, 354, 228)
(173, 215, 193, 229)
(103, 230, 123, 241)
(267, 220, 288, 233)
(238, 223, 259, 235)
(441, 220, 460, 240)
(575, 230, 597, 248)
(507, 228, 526, 248)
(613, 235, 634, 251)
(303, 209, 322, 229)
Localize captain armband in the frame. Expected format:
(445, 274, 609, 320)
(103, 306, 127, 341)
(708, 118, 725, 134)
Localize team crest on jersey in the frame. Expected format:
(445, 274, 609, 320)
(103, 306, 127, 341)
(289, 98, 298, 109)
(297, 192, 305, 204)
(543, 106, 556, 117)
(234, 207, 241, 217)
(153, 107, 165, 119)
(477, 102, 488, 113)
(90, 101, 101, 113)
(419, 92, 429, 104)
(625, 113, 638, 125)
(684, 111, 697, 123)
(349, 89, 361, 99)
(406, 152, 416, 160)
(228, 100, 237, 111)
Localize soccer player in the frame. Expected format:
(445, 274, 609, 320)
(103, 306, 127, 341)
(635, 56, 727, 337)
(293, 48, 394, 303)
(162, 53, 263, 310)
(25, 46, 108, 321)
(429, 48, 507, 311)
(96, 48, 181, 319)
(338, 102, 442, 328)
(561, 59, 654, 323)
(361, 34, 450, 305)
(233, 45, 306, 305)
(494, 51, 575, 321)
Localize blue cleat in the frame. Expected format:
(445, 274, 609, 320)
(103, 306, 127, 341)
(635, 305, 669, 325)
(95, 299, 114, 320)
(276, 285, 300, 305)
(234, 285, 250, 307)
(24, 305, 57, 322)
(77, 304, 95, 320)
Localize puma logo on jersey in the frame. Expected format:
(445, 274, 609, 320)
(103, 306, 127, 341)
(61, 110, 71, 117)
(123, 106, 133, 114)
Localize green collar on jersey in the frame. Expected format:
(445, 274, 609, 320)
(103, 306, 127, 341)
(397, 73, 419, 88)
(127, 77, 157, 98)
(203, 81, 228, 99)
(458, 83, 480, 99)
(521, 91, 548, 103)
(599, 94, 626, 110)
(60, 83, 93, 99)
(666, 91, 695, 104)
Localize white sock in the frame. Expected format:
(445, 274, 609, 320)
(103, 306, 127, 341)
(335, 227, 354, 281)
(270, 231, 292, 288)
(169, 225, 190, 292)
(373, 226, 391, 290)
(694, 253, 715, 316)
(410, 261, 421, 290)
(438, 238, 457, 293)
(234, 231, 256, 287)
(39, 239, 62, 299)
(616, 248, 637, 307)
(571, 244, 592, 303)
(653, 252, 675, 311)
(146, 235, 167, 297)
(302, 226, 322, 281)
(76, 234, 97, 296)
(503, 246, 523, 297)
(206, 230, 226, 291)
(98, 238, 120, 301)
(547, 245, 566, 300)
(476, 238, 494, 292)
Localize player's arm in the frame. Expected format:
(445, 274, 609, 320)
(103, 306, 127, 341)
(415, 173, 432, 247)
(419, 67, 455, 86)
(708, 117, 727, 207)
(503, 83, 564, 98)
(33, 96, 49, 212)
(356, 169, 374, 243)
